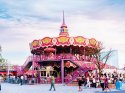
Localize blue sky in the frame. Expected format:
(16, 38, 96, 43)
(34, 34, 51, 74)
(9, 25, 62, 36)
(0, 0, 125, 68)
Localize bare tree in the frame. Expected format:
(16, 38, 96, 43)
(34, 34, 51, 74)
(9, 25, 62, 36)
(93, 44, 113, 77)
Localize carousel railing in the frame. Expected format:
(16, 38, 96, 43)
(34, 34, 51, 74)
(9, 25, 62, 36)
(21, 55, 34, 73)
(22, 54, 97, 72)
(22, 54, 97, 68)
(64, 68, 81, 83)
(52, 54, 93, 61)
(70, 60, 96, 70)
(65, 67, 89, 84)
(29, 54, 97, 62)
(55, 77, 62, 83)
(22, 56, 33, 67)
(64, 59, 95, 84)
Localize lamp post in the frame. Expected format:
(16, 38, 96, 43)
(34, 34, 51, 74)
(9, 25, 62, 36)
(7, 60, 10, 76)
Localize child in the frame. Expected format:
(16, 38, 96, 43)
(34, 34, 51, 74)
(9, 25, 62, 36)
(49, 75, 56, 91)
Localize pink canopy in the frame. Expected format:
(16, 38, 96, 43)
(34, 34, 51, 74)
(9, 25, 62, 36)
(44, 47, 56, 52)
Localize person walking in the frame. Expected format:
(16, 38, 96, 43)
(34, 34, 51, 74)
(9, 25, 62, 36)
(0, 75, 3, 91)
(24, 75, 28, 84)
(49, 75, 56, 91)
(86, 76, 91, 88)
(20, 75, 24, 85)
(78, 77, 82, 91)
(92, 76, 96, 88)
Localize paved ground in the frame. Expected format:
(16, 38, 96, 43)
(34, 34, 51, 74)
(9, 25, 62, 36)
(0, 83, 125, 93)
(96, 90, 125, 93)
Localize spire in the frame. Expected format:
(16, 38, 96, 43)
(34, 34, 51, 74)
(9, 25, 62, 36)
(63, 11, 65, 25)
(61, 11, 67, 28)
(59, 11, 69, 36)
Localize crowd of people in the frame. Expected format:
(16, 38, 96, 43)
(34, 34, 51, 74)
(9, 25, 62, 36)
(0, 74, 39, 85)
(0, 73, 58, 86)
(77, 71, 125, 92)
(0, 71, 125, 92)
(0, 74, 56, 91)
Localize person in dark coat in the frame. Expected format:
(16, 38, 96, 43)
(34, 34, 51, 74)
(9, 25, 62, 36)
(78, 77, 82, 91)
(100, 74, 105, 91)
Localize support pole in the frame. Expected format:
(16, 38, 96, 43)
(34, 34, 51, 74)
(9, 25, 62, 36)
(32, 54, 35, 71)
(7, 63, 10, 76)
(70, 47, 72, 54)
(61, 59, 64, 84)
(32, 54, 35, 78)
(84, 48, 86, 61)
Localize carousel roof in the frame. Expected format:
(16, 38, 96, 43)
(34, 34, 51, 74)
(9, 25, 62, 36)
(30, 12, 100, 51)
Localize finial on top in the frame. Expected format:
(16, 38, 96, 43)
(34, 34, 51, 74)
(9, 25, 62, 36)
(61, 11, 67, 28)
(59, 11, 69, 36)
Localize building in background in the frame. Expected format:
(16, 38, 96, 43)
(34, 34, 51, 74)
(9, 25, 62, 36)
(101, 50, 119, 68)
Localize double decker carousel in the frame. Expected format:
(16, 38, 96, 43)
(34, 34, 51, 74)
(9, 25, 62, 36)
(29, 13, 101, 84)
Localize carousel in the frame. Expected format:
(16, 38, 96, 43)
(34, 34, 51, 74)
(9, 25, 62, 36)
(22, 12, 101, 84)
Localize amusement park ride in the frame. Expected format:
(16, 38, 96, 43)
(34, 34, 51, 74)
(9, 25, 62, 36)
(14, 12, 114, 84)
